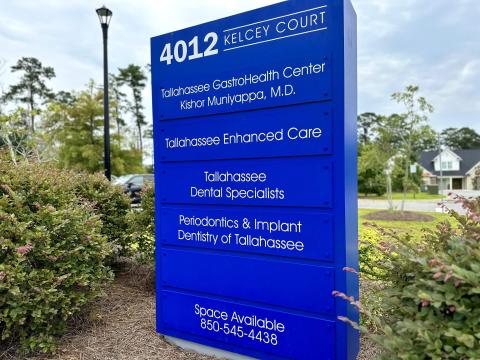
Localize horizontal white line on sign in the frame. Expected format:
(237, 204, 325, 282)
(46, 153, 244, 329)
(223, 5, 328, 33)
(223, 27, 328, 52)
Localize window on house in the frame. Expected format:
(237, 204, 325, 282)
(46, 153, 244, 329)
(440, 161, 454, 170)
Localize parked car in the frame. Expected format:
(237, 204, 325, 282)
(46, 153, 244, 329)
(113, 174, 154, 204)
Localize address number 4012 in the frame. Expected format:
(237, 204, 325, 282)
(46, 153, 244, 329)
(160, 32, 219, 65)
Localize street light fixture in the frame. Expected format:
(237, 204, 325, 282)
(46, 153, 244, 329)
(96, 6, 112, 26)
(96, 5, 113, 181)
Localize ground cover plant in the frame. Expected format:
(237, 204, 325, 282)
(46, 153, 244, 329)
(359, 209, 449, 240)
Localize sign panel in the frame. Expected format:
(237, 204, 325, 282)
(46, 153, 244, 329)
(157, 103, 333, 162)
(156, 55, 332, 119)
(160, 206, 334, 261)
(162, 248, 335, 314)
(151, 4, 335, 120)
(158, 157, 333, 207)
(154, 55, 332, 120)
(151, 1, 358, 359)
(161, 291, 336, 360)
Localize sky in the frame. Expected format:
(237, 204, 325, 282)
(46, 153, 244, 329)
(0, 0, 479, 133)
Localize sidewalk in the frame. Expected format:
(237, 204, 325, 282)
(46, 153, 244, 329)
(358, 199, 466, 214)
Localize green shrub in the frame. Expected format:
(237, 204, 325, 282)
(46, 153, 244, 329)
(128, 184, 155, 264)
(340, 197, 480, 359)
(71, 172, 131, 258)
(0, 160, 112, 353)
(358, 144, 387, 197)
(359, 226, 388, 280)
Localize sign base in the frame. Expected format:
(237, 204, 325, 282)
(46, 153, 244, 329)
(165, 336, 255, 360)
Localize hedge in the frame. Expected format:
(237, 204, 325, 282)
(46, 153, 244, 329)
(0, 159, 124, 352)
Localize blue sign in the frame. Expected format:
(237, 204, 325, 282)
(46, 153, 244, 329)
(161, 292, 336, 360)
(160, 206, 334, 261)
(151, 0, 358, 359)
(162, 249, 335, 314)
(158, 157, 333, 207)
(157, 103, 333, 162)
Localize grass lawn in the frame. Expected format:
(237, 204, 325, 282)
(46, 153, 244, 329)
(359, 192, 444, 200)
(358, 209, 451, 240)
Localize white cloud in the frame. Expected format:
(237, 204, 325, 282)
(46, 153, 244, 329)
(353, 0, 479, 130)
(0, 0, 478, 133)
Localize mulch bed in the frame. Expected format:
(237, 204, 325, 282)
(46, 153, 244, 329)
(363, 210, 435, 222)
(2, 266, 380, 360)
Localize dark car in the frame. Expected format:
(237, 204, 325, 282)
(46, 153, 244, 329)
(113, 174, 154, 204)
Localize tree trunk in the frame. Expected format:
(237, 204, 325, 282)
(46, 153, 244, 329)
(116, 118, 121, 142)
(137, 122, 143, 152)
(386, 173, 393, 211)
(90, 115, 95, 144)
(5, 135, 18, 165)
(29, 88, 35, 133)
(401, 142, 412, 212)
(401, 158, 408, 212)
(114, 97, 121, 144)
(134, 98, 143, 152)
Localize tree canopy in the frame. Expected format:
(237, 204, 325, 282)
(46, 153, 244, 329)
(43, 81, 144, 174)
(357, 85, 436, 207)
(117, 64, 148, 151)
(0, 57, 149, 176)
(441, 127, 480, 150)
(2, 57, 55, 132)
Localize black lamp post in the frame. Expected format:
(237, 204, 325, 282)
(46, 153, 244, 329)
(96, 5, 113, 181)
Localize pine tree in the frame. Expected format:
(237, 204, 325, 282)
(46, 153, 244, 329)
(2, 57, 55, 132)
(109, 74, 127, 143)
(117, 64, 147, 152)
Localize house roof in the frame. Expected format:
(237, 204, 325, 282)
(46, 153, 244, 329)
(419, 149, 480, 176)
(431, 149, 462, 162)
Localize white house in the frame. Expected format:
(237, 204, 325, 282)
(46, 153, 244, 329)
(418, 148, 480, 191)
